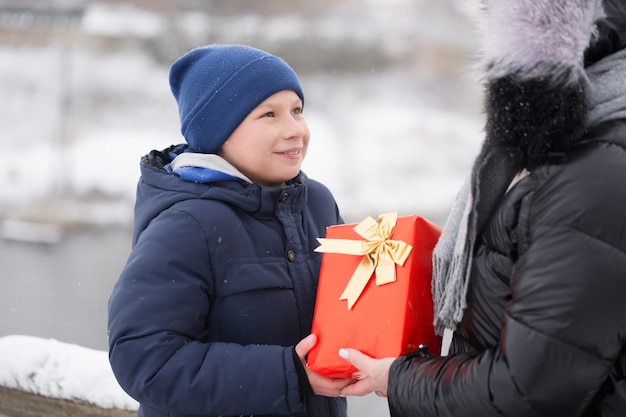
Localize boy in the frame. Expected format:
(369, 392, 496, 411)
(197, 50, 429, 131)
(108, 44, 351, 417)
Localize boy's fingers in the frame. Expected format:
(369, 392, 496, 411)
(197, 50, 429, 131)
(340, 379, 373, 397)
(295, 334, 317, 359)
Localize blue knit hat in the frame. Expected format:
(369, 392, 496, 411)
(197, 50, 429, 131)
(169, 44, 305, 154)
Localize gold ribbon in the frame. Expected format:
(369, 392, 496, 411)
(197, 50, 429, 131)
(315, 212, 413, 309)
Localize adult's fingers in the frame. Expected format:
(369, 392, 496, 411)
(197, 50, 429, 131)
(338, 348, 373, 373)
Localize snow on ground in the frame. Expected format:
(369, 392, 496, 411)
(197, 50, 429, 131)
(0, 334, 138, 410)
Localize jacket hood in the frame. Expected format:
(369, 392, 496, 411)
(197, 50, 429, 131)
(130, 144, 308, 246)
(585, 0, 626, 66)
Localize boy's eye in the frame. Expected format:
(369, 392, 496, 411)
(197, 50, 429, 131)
(291, 107, 303, 115)
(262, 111, 275, 118)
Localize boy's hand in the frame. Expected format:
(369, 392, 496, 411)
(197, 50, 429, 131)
(295, 334, 355, 397)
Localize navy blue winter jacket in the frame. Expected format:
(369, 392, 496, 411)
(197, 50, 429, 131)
(108, 145, 347, 417)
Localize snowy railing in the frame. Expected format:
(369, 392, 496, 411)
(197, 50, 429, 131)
(0, 335, 138, 417)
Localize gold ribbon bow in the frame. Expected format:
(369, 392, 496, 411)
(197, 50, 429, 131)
(315, 212, 413, 309)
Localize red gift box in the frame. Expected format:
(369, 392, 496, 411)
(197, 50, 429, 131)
(307, 212, 442, 379)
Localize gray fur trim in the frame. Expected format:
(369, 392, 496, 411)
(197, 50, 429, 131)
(483, 0, 604, 82)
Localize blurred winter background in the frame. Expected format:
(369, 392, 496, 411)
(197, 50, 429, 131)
(0, 0, 485, 414)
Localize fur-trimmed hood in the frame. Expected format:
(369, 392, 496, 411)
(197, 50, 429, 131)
(477, 0, 601, 162)
(477, 0, 626, 164)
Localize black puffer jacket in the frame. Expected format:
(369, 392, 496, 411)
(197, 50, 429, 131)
(390, 120, 626, 416)
(388, 1, 626, 416)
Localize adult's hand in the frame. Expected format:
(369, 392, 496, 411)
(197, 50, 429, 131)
(295, 334, 354, 397)
(337, 348, 395, 397)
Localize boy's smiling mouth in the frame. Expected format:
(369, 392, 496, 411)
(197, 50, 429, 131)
(277, 148, 302, 157)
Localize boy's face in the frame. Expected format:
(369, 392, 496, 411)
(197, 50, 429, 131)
(219, 90, 309, 186)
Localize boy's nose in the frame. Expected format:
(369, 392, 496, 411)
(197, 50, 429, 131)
(283, 116, 307, 138)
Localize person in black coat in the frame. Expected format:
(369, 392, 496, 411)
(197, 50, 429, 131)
(337, 0, 626, 415)
(108, 44, 352, 417)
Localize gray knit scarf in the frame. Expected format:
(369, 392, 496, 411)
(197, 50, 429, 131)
(432, 0, 626, 335)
